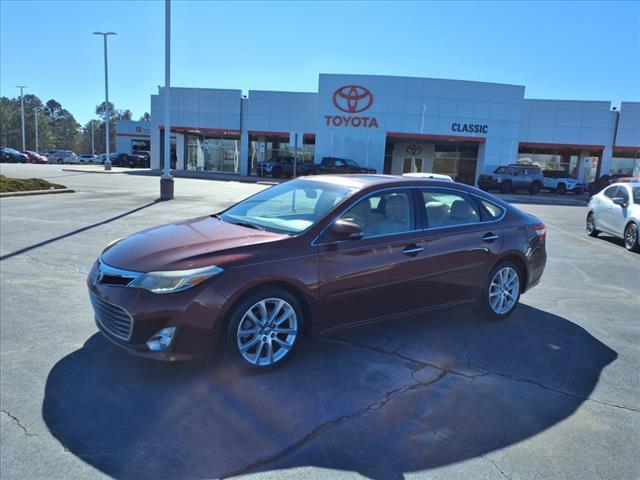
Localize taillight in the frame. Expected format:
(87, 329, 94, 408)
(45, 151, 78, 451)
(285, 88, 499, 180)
(533, 224, 547, 241)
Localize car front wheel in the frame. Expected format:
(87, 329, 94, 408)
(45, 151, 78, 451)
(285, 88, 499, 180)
(475, 261, 521, 320)
(586, 213, 600, 237)
(226, 287, 302, 370)
(529, 181, 541, 195)
(624, 223, 639, 252)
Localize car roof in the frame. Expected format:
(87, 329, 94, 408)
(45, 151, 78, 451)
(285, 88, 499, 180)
(298, 174, 481, 193)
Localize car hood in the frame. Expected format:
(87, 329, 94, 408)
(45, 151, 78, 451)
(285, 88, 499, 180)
(101, 216, 287, 272)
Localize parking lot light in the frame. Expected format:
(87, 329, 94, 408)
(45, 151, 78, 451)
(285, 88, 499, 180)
(16, 85, 27, 151)
(93, 32, 117, 171)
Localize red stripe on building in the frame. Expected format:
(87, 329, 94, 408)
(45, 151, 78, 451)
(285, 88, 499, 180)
(519, 141, 605, 150)
(116, 133, 151, 138)
(613, 145, 640, 152)
(159, 125, 241, 135)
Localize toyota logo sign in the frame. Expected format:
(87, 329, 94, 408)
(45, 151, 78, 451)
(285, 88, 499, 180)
(333, 85, 374, 113)
(406, 144, 422, 155)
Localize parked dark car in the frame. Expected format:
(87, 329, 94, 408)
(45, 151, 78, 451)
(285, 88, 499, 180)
(0, 147, 29, 163)
(88, 175, 547, 369)
(588, 174, 632, 195)
(306, 157, 376, 175)
(478, 164, 543, 194)
(109, 153, 149, 168)
(260, 156, 314, 178)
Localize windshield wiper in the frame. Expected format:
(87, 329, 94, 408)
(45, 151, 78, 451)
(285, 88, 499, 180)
(229, 221, 265, 231)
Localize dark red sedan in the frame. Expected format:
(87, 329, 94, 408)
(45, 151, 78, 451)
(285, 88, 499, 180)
(88, 175, 546, 369)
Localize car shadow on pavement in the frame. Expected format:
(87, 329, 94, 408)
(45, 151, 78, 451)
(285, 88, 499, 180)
(42, 304, 616, 480)
(0, 200, 160, 261)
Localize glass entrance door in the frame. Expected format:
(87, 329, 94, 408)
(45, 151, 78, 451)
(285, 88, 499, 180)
(402, 157, 423, 173)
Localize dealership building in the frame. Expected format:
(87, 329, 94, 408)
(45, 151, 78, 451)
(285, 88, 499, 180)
(139, 74, 640, 184)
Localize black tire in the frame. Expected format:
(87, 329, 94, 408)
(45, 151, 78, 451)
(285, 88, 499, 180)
(529, 181, 541, 195)
(57, 159, 63, 164)
(224, 286, 304, 371)
(574, 187, 584, 195)
(271, 168, 281, 178)
(586, 212, 599, 237)
(500, 181, 512, 194)
(557, 183, 566, 195)
(624, 222, 640, 252)
(474, 260, 522, 321)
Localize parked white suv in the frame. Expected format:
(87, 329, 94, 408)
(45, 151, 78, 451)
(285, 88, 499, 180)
(542, 170, 586, 195)
(46, 150, 78, 164)
(586, 181, 640, 252)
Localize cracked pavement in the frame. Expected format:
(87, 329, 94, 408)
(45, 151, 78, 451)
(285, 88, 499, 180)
(1, 164, 639, 479)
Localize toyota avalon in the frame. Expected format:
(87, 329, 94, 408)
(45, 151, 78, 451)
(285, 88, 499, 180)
(88, 175, 547, 369)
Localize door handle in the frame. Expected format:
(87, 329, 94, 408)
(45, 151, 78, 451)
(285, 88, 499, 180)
(482, 233, 499, 243)
(402, 245, 424, 256)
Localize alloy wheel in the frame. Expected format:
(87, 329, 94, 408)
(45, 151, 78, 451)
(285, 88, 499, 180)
(625, 224, 638, 251)
(489, 266, 520, 315)
(236, 297, 298, 366)
(586, 214, 595, 234)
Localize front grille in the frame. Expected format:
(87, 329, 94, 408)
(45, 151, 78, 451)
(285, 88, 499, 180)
(90, 293, 133, 341)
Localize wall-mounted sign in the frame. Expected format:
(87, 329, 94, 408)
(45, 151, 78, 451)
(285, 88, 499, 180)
(406, 144, 422, 155)
(451, 123, 488, 134)
(325, 85, 379, 129)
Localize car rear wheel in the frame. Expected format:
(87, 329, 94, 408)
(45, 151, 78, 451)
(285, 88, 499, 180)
(475, 261, 521, 321)
(57, 159, 63, 164)
(586, 212, 600, 237)
(624, 223, 639, 252)
(557, 183, 566, 195)
(225, 287, 302, 370)
(574, 187, 584, 195)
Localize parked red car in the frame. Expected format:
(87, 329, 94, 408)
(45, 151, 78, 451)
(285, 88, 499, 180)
(21, 151, 48, 164)
(88, 175, 547, 369)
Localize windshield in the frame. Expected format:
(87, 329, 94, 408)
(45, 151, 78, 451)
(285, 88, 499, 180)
(633, 187, 640, 204)
(221, 179, 356, 234)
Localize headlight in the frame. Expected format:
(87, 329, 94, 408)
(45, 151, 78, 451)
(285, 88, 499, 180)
(129, 265, 223, 294)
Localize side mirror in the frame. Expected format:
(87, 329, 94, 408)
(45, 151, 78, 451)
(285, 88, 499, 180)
(331, 219, 364, 241)
(612, 197, 627, 207)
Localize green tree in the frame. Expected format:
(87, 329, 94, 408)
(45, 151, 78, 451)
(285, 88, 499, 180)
(139, 112, 151, 122)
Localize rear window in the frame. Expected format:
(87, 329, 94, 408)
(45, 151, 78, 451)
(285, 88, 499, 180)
(480, 199, 505, 220)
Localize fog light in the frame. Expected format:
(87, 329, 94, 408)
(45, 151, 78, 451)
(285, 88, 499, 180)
(146, 327, 176, 352)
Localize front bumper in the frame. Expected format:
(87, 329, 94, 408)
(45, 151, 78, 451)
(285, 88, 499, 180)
(87, 263, 228, 361)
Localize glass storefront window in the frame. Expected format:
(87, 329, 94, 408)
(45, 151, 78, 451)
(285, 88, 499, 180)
(433, 143, 478, 185)
(611, 150, 640, 176)
(518, 145, 599, 181)
(249, 135, 315, 175)
(185, 132, 240, 173)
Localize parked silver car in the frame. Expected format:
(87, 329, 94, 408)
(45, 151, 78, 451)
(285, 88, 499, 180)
(586, 181, 640, 252)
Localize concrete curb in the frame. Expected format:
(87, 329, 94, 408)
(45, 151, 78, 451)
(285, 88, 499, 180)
(0, 188, 75, 198)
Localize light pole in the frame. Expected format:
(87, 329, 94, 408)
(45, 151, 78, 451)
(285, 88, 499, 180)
(91, 120, 95, 155)
(34, 107, 40, 153)
(160, 0, 174, 200)
(16, 85, 27, 151)
(93, 31, 116, 170)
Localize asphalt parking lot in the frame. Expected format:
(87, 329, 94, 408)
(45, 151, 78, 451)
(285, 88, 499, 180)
(1, 164, 639, 480)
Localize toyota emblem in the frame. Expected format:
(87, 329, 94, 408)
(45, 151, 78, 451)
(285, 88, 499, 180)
(406, 144, 422, 155)
(333, 85, 374, 113)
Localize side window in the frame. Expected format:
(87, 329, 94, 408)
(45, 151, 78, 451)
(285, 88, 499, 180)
(422, 189, 481, 228)
(339, 190, 415, 238)
(618, 186, 629, 202)
(480, 199, 505, 220)
(603, 186, 618, 199)
(334, 159, 346, 167)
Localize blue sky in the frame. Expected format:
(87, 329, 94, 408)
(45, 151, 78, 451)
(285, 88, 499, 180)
(1, 0, 639, 125)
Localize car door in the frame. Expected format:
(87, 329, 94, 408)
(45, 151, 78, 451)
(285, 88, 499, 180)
(316, 188, 430, 330)
(609, 185, 631, 236)
(598, 186, 619, 233)
(420, 188, 504, 305)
